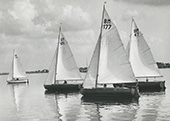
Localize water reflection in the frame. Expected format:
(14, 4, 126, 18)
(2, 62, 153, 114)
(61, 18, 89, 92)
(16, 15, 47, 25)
(44, 92, 82, 121)
(135, 92, 165, 121)
(44, 93, 62, 121)
(8, 83, 28, 111)
(81, 97, 139, 105)
(81, 96, 139, 121)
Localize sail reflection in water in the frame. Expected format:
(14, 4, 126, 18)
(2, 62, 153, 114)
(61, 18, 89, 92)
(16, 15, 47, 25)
(44, 92, 82, 121)
(9, 84, 28, 111)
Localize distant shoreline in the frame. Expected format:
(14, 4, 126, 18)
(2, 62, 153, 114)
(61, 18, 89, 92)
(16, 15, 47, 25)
(0, 63, 169, 76)
(0, 69, 49, 75)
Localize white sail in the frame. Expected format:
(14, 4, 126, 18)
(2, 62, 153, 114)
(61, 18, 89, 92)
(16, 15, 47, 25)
(45, 28, 82, 84)
(128, 19, 162, 78)
(56, 32, 82, 81)
(83, 5, 135, 88)
(45, 49, 57, 84)
(83, 37, 101, 88)
(7, 51, 27, 80)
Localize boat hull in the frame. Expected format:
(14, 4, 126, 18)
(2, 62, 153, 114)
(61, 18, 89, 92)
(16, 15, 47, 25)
(114, 81, 166, 92)
(7, 79, 29, 84)
(44, 84, 82, 92)
(80, 87, 140, 99)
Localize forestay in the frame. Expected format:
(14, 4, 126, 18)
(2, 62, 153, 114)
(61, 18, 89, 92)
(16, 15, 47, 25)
(128, 19, 162, 78)
(83, 5, 135, 89)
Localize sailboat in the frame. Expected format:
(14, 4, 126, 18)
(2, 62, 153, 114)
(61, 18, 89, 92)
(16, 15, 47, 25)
(126, 18, 165, 92)
(80, 3, 140, 99)
(44, 26, 83, 92)
(7, 50, 29, 84)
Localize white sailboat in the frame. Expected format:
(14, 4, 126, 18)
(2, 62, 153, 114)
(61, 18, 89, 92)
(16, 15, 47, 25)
(80, 3, 140, 99)
(44, 26, 83, 92)
(7, 50, 29, 84)
(127, 18, 165, 91)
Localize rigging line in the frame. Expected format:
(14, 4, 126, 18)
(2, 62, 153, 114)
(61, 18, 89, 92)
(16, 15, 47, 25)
(112, 43, 123, 52)
(66, 55, 73, 60)
(143, 48, 150, 53)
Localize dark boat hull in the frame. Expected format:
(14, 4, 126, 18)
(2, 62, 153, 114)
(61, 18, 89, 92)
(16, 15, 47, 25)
(7, 79, 29, 84)
(80, 87, 140, 99)
(44, 84, 81, 92)
(114, 81, 166, 92)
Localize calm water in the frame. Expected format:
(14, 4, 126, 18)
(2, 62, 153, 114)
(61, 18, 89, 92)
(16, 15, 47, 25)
(0, 69, 169, 121)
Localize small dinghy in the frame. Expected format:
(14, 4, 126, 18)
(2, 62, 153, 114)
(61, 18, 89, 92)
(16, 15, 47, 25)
(7, 50, 29, 84)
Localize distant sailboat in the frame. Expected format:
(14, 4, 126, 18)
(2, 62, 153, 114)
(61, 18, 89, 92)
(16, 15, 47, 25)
(7, 50, 29, 84)
(126, 18, 165, 92)
(44, 26, 83, 92)
(80, 3, 140, 99)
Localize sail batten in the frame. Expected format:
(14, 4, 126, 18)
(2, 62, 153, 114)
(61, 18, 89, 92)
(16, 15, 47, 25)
(128, 19, 162, 78)
(83, 5, 135, 89)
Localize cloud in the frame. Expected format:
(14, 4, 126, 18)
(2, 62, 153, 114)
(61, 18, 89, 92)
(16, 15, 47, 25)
(121, 10, 139, 21)
(61, 5, 91, 31)
(64, 29, 95, 44)
(114, 0, 170, 6)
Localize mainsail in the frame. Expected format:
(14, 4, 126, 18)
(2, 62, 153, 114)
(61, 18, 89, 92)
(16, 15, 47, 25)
(83, 4, 135, 89)
(7, 50, 27, 80)
(45, 27, 82, 84)
(128, 19, 162, 78)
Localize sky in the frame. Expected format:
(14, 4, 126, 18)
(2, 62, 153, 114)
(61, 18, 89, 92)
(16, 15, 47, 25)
(0, 0, 170, 72)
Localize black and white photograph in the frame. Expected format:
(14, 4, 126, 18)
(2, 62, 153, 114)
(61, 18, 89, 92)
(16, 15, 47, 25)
(0, 0, 169, 120)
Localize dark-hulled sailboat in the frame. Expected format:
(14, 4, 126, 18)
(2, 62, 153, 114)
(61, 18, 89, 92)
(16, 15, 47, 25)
(80, 3, 140, 99)
(44, 26, 83, 92)
(125, 18, 165, 92)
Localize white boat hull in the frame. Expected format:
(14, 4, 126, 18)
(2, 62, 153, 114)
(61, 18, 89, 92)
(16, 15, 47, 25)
(7, 79, 29, 84)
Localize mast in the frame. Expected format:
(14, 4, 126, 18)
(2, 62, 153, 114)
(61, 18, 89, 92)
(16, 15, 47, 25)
(54, 25, 61, 84)
(95, 2, 106, 88)
(12, 49, 15, 79)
